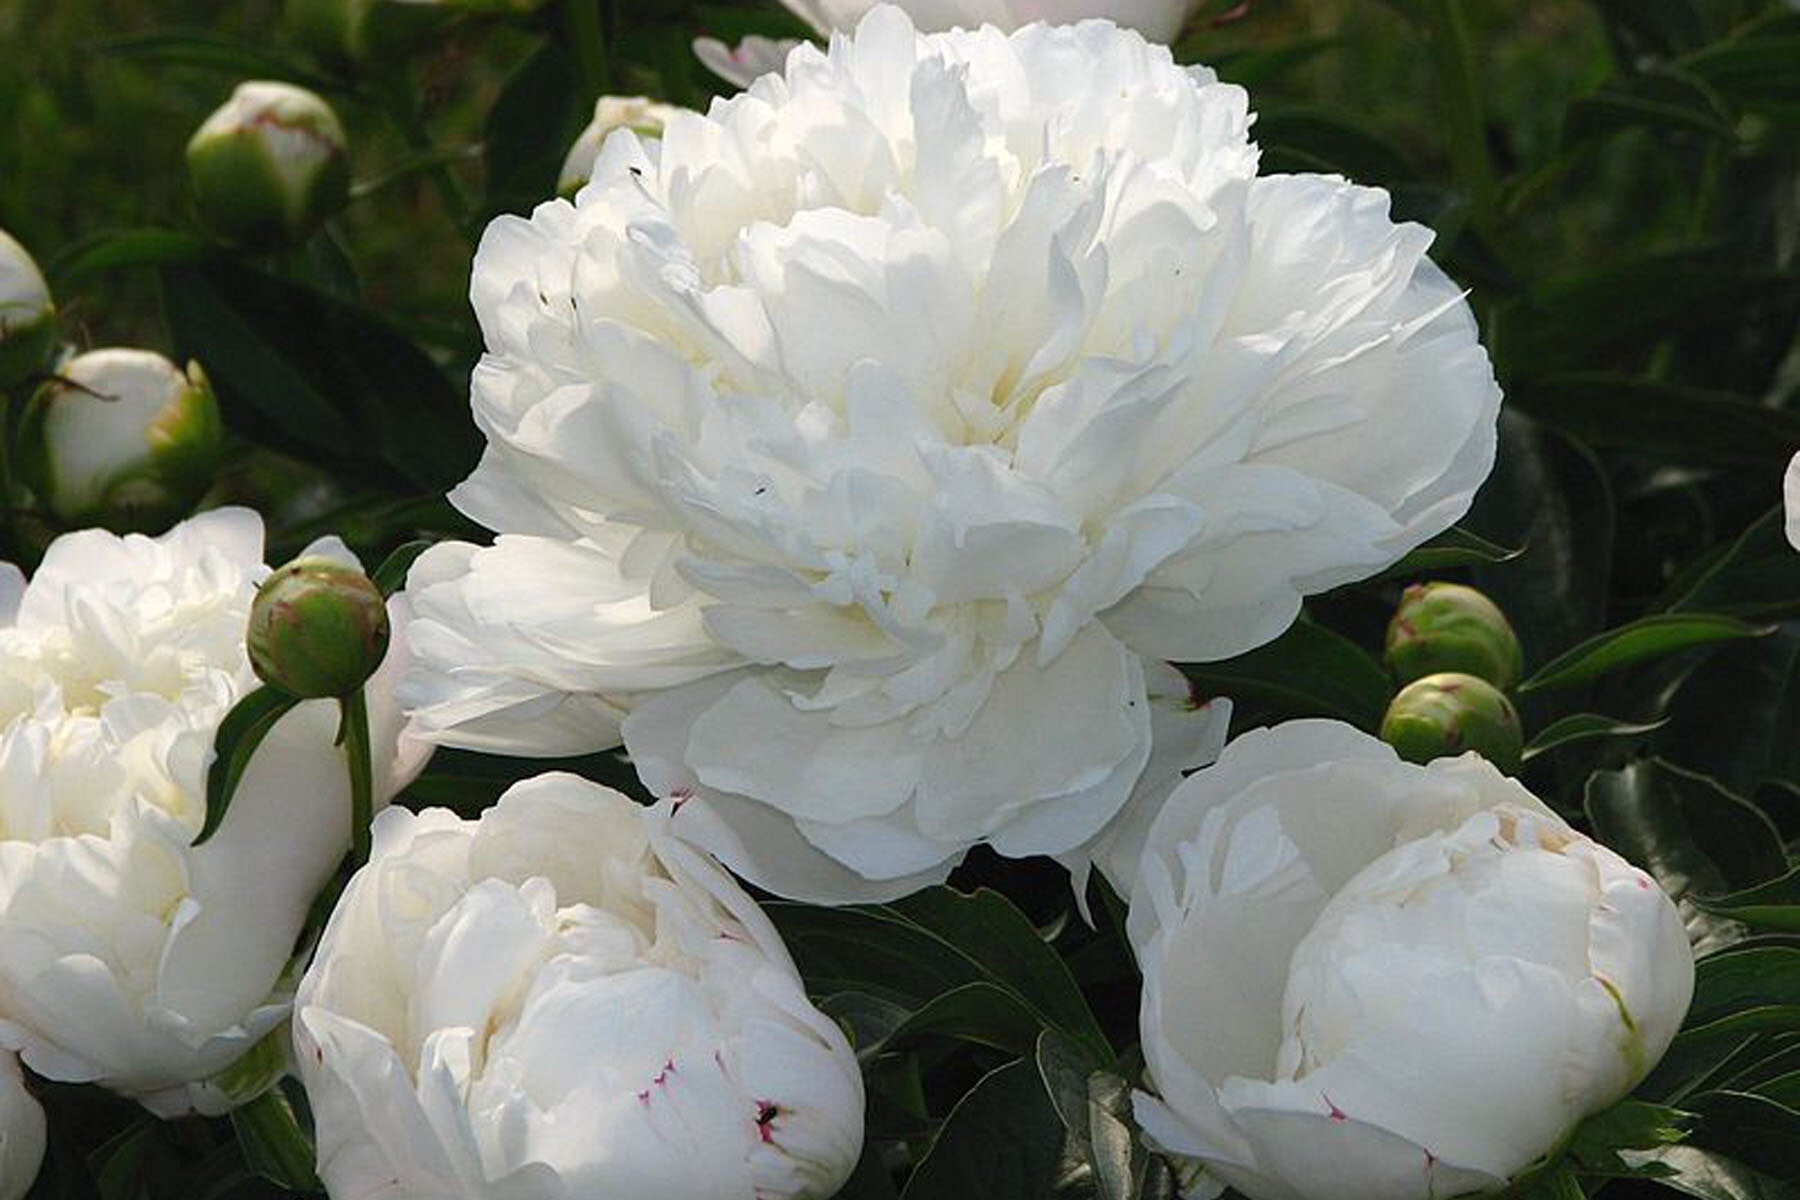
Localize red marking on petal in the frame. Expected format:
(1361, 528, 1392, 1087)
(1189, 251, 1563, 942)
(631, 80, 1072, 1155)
(1323, 1094, 1348, 1123)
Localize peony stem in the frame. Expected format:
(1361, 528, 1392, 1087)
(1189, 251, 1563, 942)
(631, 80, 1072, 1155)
(341, 688, 374, 867)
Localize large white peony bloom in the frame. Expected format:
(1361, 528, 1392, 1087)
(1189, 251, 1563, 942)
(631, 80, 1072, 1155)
(697, 0, 1201, 87)
(293, 774, 865, 1200)
(0, 509, 428, 1115)
(1129, 721, 1694, 1200)
(1785, 450, 1799, 551)
(403, 8, 1500, 903)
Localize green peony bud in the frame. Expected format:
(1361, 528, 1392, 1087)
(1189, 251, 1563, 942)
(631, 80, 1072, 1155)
(0, 229, 55, 390)
(286, 0, 455, 69)
(1380, 672, 1524, 774)
(1384, 581, 1524, 689)
(248, 557, 391, 698)
(558, 96, 685, 196)
(20, 349, 224, 532)
(186, 82, 350, 248)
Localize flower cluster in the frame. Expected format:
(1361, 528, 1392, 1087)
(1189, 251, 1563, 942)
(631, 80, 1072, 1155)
(0, 8, 1715, 1200)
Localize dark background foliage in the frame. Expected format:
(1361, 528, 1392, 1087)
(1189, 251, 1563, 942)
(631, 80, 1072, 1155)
(2, 0, 1798, 1196)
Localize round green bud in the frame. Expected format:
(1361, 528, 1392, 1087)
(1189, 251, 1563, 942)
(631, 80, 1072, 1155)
(0, 229, 55, 390)
(247, 557, 391, 698)
(1380, 672, 1524, 774)
(1384, 582, 1524, 689)
(19, 349, 224, 532)
(186, 82, 350, 248)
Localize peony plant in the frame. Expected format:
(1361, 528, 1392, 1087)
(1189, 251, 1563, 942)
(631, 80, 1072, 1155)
(293, 773, 865, 1200)
(0, 509, 428, 1114)
(1128, 721, 1694, 1200)
(402, 8, 1500, 904)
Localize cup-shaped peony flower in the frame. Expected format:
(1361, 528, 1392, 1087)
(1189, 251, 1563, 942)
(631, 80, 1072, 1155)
(0, 230, 54, 391)
(698, 0, 1200, 87)
(1384, 582, 1522, 688)
(18, 348, 223, 532)
(186, 81, 350, 247)
(248, 556, 391, 698)
(401, 9, 1499, 904)
(0, 509, 429, 1115)
(558, 96, 687, 196)
(293, 774, 865, 1200)
(1380, 671, 1523, 774)
(1128, 721, 1694, 1200)
(0, 1053, 44, 1200)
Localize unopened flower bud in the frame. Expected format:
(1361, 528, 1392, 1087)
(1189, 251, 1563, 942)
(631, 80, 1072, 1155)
(186, 82, 350, 247)
(248, 557, 391, 698)
(558, 96, 685, 196)
(286, 0, 452, 69)
(1385, 582, 1523, 688)
(20, 349, 223, 532)
(1380, 671, 1523, 773)
(0, 230, 55, 390)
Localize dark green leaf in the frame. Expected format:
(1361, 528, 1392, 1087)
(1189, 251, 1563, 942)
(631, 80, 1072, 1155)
(195, 686, 302, 847)
(1508, 376, 1800, 469)
(1564, 1100, 1691, 1173)
(1663, 509, 1800, 621)
(1687, 1091, 1800, 1180)
(47, 227, 212, 286)
(1253, 106, 1420, 184)
(1370, 526, 1524, 582)
(161, 261, 480, 494)
(1519, 614, 1771, 694)
(1178, 618, 1393, 731)
(898, 1060, 1064, 1200)
(1682, 35, 1800, 121)
(1690, 948, 1800, 1027)
(370, 539, 436, 597)
(1585, 759, 1788, 952)
(1523, 713, 1668, 761)
(1630, 1144, 1800, 1200)
(101, 29, 338, 90)
(1563, 68, 1737, 145)
(1693, 867, 1800, 934)
(864, 981, 1045, 1059)
(1654, 627, 1800, 799)
(1038, 1031, 1168, 1200)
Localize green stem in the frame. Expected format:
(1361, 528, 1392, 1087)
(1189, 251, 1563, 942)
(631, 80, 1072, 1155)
(341, 688, 375, 868)
(372, 79, 475, 236)
(566, 0, 607, 109)
(1421, 0, 1497, 230)
(230, 1086, 322, 1192)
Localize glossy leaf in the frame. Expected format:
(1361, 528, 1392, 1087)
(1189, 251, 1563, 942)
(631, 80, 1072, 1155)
(898, 1060, 1064, 1200)
(1178, 618, 1393, 730)
(194, 686, 302, 847)
(1523, 713, 1668, 761)
(1693, 867, 1800, 934)
(1519, 614, 1771, 694)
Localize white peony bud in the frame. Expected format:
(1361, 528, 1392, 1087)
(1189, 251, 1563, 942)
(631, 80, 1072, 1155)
(20, 348, 223, 532)
(402, 9, 1500, 905)
(0, 1053, 43, 1200)
(186, 82, 350, 247)
(1128, 721, 1695, 1200)
(0, 230, 54, 390)
(558, 96, 687, 196)
(293, 774, 865, 1200)
(0, 509, 431, 1116)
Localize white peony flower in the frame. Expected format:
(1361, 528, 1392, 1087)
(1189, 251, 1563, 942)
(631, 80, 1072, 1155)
(1128, 721, 1695, 1200)
(0, 1052, 43, 1200)
(186, 81, 350, 247)
(1785, 450, 1799, 551)
(402, 8, 1499, 903)
(293, 774, 865, 1200)
(0, 509, 429, 1116)
(698, 0, 1201, 87)
(558, 96, 689, 196)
